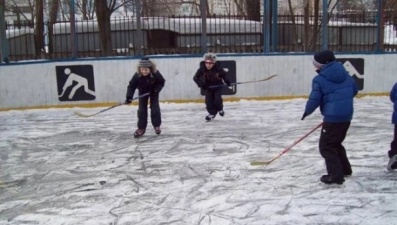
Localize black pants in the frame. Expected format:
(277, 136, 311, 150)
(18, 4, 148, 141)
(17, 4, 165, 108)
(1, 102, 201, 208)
(389, 124, 397, 158)
(319, 122, 352, 179)
(205, 88, 223, 116)
(137, 94, 161, 129)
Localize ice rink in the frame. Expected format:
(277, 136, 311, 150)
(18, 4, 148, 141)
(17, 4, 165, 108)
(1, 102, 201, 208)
(0, 96, 396, 225)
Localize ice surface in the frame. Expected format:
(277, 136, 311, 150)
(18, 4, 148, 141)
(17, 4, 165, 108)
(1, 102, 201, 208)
(0, 97, 396, 225)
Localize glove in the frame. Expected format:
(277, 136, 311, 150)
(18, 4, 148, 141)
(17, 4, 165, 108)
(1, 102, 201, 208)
(125, 97, 132, 104)
(152, 90, 159, 95)
(301, 112, 309, 120)
(226, 81, 231, 86)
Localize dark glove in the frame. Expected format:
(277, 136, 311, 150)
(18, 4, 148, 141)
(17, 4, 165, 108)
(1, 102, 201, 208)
(125, 97, 132, 104)
(226, 81, 231, 86)
(301, 112, 309, 120)
(152, 90, 159, 95)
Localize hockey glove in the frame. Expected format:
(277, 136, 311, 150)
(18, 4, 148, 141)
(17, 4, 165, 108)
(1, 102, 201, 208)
(125, 97, 132, 104)
(152, 90, 159, 96)
(301, 112, 309, 120)
(201, 84, 208, 90)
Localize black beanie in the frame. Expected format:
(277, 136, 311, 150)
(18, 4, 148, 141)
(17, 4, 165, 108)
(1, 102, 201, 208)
(139, 57, 152, 68)
(313, 50, 336, 68)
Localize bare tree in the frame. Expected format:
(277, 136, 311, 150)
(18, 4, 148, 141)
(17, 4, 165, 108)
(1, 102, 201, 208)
(5, 0, 34, 27)
(47, 0, 59, 54)
(94, 0, 133, 56)
(34, 0, 44, 58)
(245, 0, 260, 21)
(76, 0, 95, 20)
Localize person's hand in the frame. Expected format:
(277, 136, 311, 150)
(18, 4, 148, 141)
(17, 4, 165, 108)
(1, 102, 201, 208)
(301, 112, 309, 120)
(152, 90, 159, 96)
(125, 97, 132, 104)
(226, 81, 231, 86)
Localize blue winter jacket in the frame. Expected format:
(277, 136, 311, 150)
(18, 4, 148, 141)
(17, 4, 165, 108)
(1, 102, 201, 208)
(390, 83, 397, 124)
(305, 61, 358, 123)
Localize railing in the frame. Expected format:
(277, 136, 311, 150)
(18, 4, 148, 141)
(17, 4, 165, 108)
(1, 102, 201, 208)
(3, 13, 397, 62)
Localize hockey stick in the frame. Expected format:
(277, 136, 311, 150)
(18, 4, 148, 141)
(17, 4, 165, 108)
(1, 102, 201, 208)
(250, 122, 323, 166)
(209, 74, 278, 88)
(74, 93, 150, 118)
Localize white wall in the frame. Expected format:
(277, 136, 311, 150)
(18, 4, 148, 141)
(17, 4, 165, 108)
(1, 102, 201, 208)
(0, 54, 395, 110)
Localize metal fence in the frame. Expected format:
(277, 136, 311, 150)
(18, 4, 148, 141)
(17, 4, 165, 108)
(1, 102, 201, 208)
(3, 12, 397, 62)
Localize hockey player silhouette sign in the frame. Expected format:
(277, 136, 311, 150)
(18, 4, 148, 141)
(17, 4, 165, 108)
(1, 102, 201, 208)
(56, 65, 96, 101)
(336, 58, 364, 90)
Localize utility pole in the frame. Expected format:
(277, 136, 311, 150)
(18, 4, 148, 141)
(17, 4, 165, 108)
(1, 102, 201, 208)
(0, 0, 9, 63)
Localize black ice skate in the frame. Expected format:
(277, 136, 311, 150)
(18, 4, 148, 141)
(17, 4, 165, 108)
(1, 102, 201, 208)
(205, 114, 215, 121)
(154, 126, 161, 135)
(320, 175, 344, 185)
(134, 128, 146, 138)
(219, 110, 225, 117)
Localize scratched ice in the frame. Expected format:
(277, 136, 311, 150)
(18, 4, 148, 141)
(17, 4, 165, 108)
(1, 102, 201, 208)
(0, 96, 396, 225)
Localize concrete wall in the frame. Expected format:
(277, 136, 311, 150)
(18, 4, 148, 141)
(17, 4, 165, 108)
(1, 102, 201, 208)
(0, 53, 394, 110)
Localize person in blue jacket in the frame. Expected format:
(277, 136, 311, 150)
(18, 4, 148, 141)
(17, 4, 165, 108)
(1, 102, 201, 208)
(388, 83, 397, 170)
(302, 50, 358, 185)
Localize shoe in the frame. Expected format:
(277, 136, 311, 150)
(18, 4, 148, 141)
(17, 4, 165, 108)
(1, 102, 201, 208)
(205, 115, 215, 121)
(387, 155, 397, 171)
(134, 128, 146, 137)
(320, 175, 344, 185)
(154, 126, 161, 135)
(219, 110, 225, 117)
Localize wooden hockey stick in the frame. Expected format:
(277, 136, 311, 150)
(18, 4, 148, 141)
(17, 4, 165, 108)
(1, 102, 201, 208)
(74, 93, 150, 118)
(250, 122, 323, 166)
(209, 74, 278, 88)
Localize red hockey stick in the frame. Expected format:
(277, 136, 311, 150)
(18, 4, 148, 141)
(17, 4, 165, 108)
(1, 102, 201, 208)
(250, 122, 323, 166)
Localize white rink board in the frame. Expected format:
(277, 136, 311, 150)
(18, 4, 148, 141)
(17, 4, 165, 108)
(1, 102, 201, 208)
(0, 54, 395, 109)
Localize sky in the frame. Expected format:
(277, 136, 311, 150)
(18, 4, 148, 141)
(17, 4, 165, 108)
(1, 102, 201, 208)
(0, 96, 397, 225)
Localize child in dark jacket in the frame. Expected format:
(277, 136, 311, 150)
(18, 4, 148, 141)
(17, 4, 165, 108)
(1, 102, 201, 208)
(302, 50, 358, 185)
(125, 57, 166, 137)
(193, 53, 231, 121)
(387, 83, 397, 170)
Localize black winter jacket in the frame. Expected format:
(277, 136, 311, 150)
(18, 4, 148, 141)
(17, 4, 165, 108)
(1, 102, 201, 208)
(126, 71, 165, 99)
(193, 61, 230, 89)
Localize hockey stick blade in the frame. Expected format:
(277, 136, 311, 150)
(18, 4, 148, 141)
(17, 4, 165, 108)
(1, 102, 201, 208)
(250, 122, 323, 166)
(250, 155, 281, 166)
(74, 111, 93, 118)
(74, 93, 150, 118)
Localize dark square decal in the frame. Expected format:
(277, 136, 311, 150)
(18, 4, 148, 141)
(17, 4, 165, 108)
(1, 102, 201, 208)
(56, 65, 96, 101)
(336, 58, 364, 90)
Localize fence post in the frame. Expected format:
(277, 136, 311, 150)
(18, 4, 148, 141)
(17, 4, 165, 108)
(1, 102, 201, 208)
(322, 0, 328, 50)
(200, 0, 207, 54)
(271, 0, 278, 52)
(263, 0, 270, 53)
(135, 0, 143, 56)
(376, 0, 384, 53)
(70, 0, 77, 58)
(0, 0, 9, 63)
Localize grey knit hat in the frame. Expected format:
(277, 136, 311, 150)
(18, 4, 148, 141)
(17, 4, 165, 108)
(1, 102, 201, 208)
(204, 52, 217, 63)
(139, 57, 152, 68)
